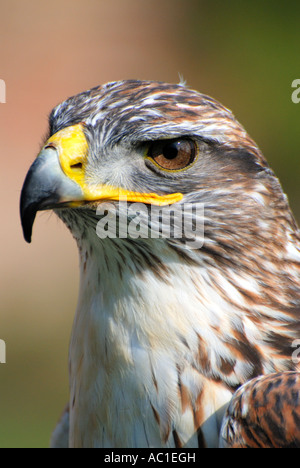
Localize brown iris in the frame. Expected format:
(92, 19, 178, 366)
(148, 139, 197, 171)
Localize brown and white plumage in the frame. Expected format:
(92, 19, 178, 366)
(220, 372, 300, 448)
(20, 80, 300, 448)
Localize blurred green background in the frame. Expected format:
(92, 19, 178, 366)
(0, 0, 300, 448)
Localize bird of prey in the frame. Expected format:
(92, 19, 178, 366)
(20, 80, 300, 448)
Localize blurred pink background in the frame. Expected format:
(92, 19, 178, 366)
(1, 0, 300, 447)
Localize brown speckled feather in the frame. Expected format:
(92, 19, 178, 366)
(220, 372, 300, 448)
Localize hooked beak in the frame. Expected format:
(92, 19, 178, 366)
(20, 123, 183, 243)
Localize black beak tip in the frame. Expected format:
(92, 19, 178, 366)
(24, 233, 32, 244)
(20, 200, 38, 244)
(22, 223, 33, 244)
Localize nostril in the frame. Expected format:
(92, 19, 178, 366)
(70, 163, 83, 170)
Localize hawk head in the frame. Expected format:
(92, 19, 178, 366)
(20, 81, 300, 448)
(20, 80, 269, 244)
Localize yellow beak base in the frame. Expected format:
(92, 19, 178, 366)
(44, 124, 183, 207)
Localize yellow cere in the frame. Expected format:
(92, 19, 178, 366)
(46, 123, 89, 186)
(44, 123, 183, 206)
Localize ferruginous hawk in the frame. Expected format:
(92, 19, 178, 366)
(20, 80, 300, 448)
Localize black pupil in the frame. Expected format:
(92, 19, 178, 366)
(163, 142, 179, 160)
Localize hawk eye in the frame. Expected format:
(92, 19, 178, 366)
(147, 139, 197, 171)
